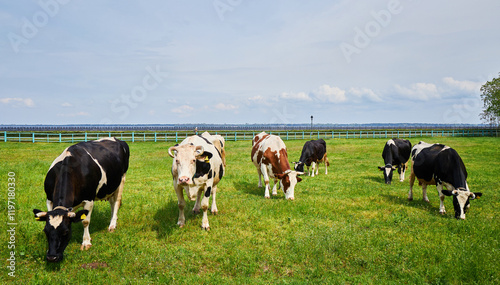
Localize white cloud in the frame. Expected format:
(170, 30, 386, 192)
(61, 102, 73, 107)
(172, 105, 194, 114)
(442, 77, 482, 93)
(394, 83, 440, 101)
(348, 87, 383, 102)
(312, 84, 347, 103)
(0, 97, 35, 107)
(279, 92, 312, 101)
(215, 103, 239, 111)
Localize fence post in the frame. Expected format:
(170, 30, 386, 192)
(154, 132, 157, 142)
(59, 133, 62, 143)
(32, 133, 35, 143)
(85, 132, 88, 142)
(4, 131, 6, 142)
(235, 132, 237, 141)
(132, 132, 135, 143)
(175, 132, 178, 142)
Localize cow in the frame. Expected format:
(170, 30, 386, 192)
(378, 138, 412, 184)
(408, 141, 483, 219)
(168, 133, 225, 230)
(33, 138, 129, 262)
(293, 139, 329, 177)
(251, 132, 303, 200)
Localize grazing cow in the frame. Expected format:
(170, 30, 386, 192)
(251, 132, 303, 200)
(293, 139, 329, 177)
(408, 141, 483, 219)
(33, 138, 129, 262)
(378, 138, 412, 184)
(168, 133, 225, 230)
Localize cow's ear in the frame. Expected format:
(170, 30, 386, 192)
(471, 192, 483, 200)
(378, 166, 385, 171)
(201, 151, 213, 159)
(33, 209, 47, 221)
(70, 210, 89, 223)
(168, 147, 177, 158)
(297, 176, 302, 183)
(194, 145, 205, 157)
(441, 190, 454, 196)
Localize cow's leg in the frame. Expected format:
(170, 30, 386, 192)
(192, 188, 202, 214)
(81, 200, 94, 250)
(211, 185, 218, 215)
(408, 163, 415, 201)
(315, 161, 319, 176)
(272, 178, 278, 196)
(437, 183, 446, 214)
(175, 184, 186, 227)
(257, 168, 263, 188)
(307, 165, 311, 176)
(108, 174, 125, 232)
(422, 183, 430, 203)
(311, 162, 317, 177)
(399, 163, 407, 182)
(261, 165, 271, 198)
(200, 182, 214, 230)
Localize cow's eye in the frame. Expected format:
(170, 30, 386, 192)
(176, 160, 180, 164)
(192, 159, 196, 164)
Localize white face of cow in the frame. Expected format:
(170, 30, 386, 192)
(442, 189, 483, 220)
(277, 170, 303, 200)
(168, 144, 204, 189)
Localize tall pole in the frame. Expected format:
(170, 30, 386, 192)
(310, 115, 313, 137)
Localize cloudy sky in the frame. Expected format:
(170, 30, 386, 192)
(1, 0, 499, 125)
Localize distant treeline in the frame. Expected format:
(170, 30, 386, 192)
(0, 123, 497, 132)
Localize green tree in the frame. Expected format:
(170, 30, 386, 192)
(480, 74, 500, 125)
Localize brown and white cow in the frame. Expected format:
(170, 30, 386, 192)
(33, 138, 129, 262)
(251, 132, 303, 200)
(168, 133, 225, 230)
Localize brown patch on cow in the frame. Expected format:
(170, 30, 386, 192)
(278, 148, 291, 172)
(281, 175, 291, 193)
(81, 262, 108, 269)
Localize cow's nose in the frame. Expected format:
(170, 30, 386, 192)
(46, 255, 59, 262)
(178, 176, 190, 184)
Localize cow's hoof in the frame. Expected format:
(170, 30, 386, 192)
(192, 209, 200, 215)
(202, 226, 210, 231)
(424, 199, 430, 203)
(407, 197, 413, 201)
(80, 243, 92, 250)
(108, 226, 116, 232)
(439, 211, 446, 215)
(177, 222, 185, 228)
(211, 210, 218, 215)
(265, 196, 270, 199)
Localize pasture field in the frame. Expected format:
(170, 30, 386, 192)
(1, 137, 499, 284)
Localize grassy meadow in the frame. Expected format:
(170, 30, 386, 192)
(1, 136, 499, 284)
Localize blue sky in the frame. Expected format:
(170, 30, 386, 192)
(1, 0, 499, 125)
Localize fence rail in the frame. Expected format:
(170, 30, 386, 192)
(1, 129, 498, 143)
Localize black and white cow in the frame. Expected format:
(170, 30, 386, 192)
(33, 138, 129, 262)
(168, 133, 225, 230)
(408, 141, 483, 219)
(293, 139, 329, 177)
(378, 138, 412, 184)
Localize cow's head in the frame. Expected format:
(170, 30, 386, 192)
(378, 164, 397, 184)
(169, 144, 212, 198)
(442, 189, 483, 220)
(275, 170, 303, 200)
(293, 161, 305, 172)
(33, 207, 88, 262)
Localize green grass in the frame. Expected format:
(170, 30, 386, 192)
(1, 137, 499, 284)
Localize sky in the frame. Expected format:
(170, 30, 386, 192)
(1, 0, 499, 125)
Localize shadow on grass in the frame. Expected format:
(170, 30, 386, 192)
(234, 179, 263, 197)
(152, 199, 184, 239)
(380, 194, 443, 217)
